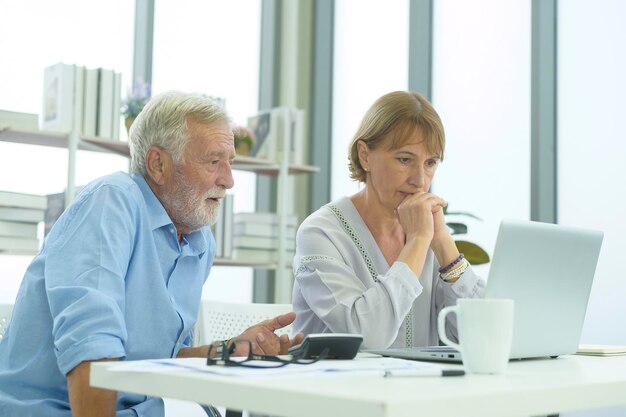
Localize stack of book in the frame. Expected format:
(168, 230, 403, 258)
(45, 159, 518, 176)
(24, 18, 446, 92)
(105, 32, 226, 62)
(211, 194, 234, 258)
(0, 109, 39, 131)
(0, 190, 46, 254)
(247, 107, 305, 164)
(41, 62, 122, 140)
(231, 212, 298, 263)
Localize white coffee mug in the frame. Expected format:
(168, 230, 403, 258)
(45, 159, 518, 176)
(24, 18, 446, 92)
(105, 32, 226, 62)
(438, 298, 514, 374)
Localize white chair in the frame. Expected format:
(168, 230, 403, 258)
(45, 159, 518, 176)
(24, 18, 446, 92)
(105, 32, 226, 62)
(0, 303, 13, 340)
(194, 300, 294, 346)
(180, 301, 293, 417)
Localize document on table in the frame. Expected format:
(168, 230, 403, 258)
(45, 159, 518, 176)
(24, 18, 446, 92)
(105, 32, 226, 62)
(109, 356, 460, 378)
(576, 344, 626, 356)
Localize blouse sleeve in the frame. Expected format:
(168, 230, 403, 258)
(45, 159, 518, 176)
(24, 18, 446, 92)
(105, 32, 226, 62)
(433, 265, 487, 342)
(294, 219, 423, 349)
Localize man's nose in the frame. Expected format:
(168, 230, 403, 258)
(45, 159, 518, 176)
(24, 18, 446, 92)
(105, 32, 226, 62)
(218, 163, 235, 189)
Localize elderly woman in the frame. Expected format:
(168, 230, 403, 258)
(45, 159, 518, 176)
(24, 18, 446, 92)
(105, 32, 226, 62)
(292, 91, 486, 349)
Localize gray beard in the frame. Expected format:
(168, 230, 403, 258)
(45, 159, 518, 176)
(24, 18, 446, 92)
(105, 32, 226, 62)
(162, 172, 221, 233)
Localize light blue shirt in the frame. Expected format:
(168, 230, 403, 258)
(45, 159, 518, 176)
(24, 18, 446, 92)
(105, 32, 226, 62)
(0, 172, 214, 417)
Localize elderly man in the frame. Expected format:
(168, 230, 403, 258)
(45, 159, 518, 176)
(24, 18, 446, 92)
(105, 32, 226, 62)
(0, 91, 303, 416)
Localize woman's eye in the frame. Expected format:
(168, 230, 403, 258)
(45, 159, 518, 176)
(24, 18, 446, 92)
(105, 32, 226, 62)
(397, 158, 411, 164)
(426, 159, 439, 168)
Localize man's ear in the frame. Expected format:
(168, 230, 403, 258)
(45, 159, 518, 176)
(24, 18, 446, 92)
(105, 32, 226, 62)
(356, 140, 370, 171)
(145, 146, 171, 185)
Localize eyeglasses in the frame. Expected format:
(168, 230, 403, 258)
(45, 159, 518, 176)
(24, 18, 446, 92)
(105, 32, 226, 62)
(207, 340, 328, 369)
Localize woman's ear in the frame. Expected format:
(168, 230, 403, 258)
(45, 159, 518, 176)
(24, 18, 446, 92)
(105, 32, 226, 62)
(357, 140, 370, 171)
(145, 146, 171, 185)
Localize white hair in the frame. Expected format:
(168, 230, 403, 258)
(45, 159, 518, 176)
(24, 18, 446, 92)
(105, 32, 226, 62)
(128, 91, 232, 175)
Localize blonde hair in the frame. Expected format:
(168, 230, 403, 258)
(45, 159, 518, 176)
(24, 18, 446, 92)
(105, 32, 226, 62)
(129, 91, 231, 175)
(348, 91, 445, 182)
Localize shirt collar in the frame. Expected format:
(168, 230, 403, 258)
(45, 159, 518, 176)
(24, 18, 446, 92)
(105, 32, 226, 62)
(132, 174, 172, 231)
(131, 174, 210, 256)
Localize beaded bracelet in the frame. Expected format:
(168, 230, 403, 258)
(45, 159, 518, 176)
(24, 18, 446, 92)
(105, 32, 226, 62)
(439, 253, 465, 274)
(440, 258, 469, 282)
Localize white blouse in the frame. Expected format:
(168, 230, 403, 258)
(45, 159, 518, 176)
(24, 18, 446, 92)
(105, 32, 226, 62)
(292, 196, 486, 349)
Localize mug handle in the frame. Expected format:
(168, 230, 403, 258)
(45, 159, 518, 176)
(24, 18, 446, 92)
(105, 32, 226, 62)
(438, 305, 461, 351)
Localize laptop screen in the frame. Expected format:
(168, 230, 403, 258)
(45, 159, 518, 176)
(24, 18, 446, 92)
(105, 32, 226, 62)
(484, 219, 603, 359)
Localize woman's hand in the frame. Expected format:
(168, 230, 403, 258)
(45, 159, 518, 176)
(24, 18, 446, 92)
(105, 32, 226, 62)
(428, 194, 462, 269)
(397, 192, 447, 243)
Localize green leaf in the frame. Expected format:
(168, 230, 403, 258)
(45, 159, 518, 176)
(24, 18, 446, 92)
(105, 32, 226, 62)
(446, 222, 467, 235)
(455, 240, 490, 265)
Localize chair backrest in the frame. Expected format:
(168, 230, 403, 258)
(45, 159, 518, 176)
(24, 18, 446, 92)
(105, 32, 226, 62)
(0, 303, 14, 341)
(194, 300, 293, 346)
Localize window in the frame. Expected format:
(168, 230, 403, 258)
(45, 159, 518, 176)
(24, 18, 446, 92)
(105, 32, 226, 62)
(331, 0, 409, 200)
(431, 0, 531, 275)
(558, 0, 626, 345)
(152, 0, 262, 302)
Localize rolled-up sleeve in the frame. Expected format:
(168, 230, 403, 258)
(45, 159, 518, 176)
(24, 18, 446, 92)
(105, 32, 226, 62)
(44, 184, 137, 375)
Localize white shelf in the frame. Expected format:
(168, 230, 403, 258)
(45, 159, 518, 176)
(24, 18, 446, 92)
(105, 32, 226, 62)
(1, 128, 319, 175)
(213, 257, 277, 269)
(2, 122, 317, 302)
(0, 128, 118, 154)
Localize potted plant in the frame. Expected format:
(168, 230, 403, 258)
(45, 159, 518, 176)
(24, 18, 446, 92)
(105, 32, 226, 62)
(121, 79, 151, 132)
(232, 126, 256, 156)
(445, 207, 490, 265)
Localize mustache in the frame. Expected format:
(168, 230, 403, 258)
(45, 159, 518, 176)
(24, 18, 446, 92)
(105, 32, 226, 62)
(205, 188, 226, 200)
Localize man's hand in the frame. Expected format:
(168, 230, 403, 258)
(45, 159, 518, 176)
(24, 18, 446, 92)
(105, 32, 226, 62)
(67, 358, 120, 417)
(231, 311, 305, 356)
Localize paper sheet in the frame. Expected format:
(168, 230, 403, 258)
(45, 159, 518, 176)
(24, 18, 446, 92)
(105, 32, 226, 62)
(109, 356, 448, 378)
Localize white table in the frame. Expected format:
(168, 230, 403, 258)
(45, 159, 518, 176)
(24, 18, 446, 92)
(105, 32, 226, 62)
(91, 355, 626, 417)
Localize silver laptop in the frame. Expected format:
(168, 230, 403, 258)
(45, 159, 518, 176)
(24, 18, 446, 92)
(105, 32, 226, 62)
(367, 219, 604, 362)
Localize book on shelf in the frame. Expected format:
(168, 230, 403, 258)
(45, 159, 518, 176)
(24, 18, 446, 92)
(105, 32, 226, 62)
(82, 68, 99, 136)
(0, 190, 47, 210)
(0, 236, 40, 254)
(290, 108, 305, 165)
(39, 63, 121, 139)
(248, 110, 278, 160)
(233, 235, 295, 251)
(231, 248, 295, 263)
(41, 62, 76, 133)
(0, 220, 38, 239)
(247, 107, 305, 164)
(96, 68, 114, 139)
(72, 65, 85, 134)
(233, 212, 298, 226)
(233, 222, 296, 238)
(0, 207, 45, 223)
(211, 194, 234, 258)
(111, 71, 122, 140)
(0, 109, 39, 131)
(221, 194, 234, 258)
(44, 192, 65, 236)
(211, 205, 225, 258)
